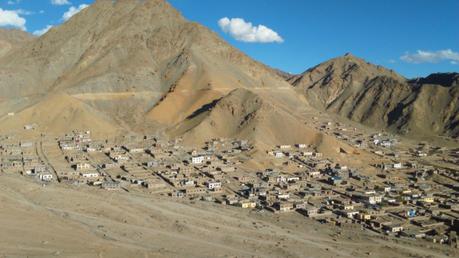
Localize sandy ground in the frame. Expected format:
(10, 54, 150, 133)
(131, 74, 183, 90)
(0, 174, 456, 258)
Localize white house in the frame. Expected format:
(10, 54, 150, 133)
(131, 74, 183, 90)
(380, 141, 392, 147)
(60, 142, 77, 151)
(274, 151, 284, 158)
(206, 181, 222, 190)
(76, 163, 91, 171)
(296, 144, 307, 149)
(277, 193, 290, 200)
(393, 163, 403, 169)
(112, 154, 130, 162)
(287, 176, 300, 182)
(308, 171, 321, 178)
(39, 172, 53, 182)
(303, 151, 313, 156)
(84, 146, 97, 152)
(416, 151, 427, 157)
(313, 152, 323, 158)
(365, 194, 383, 205)
(24, 124, 34, 130)
(80, 171, 99, 178)
(20, 142, 33, 148)
(344, 210, 359, 218)
(191, 156, 205, 164)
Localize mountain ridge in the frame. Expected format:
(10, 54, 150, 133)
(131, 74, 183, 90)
(0, 0, 329, 151)
(0, 28, 34, 59)
(0, 0, 456, 143)
(288, 54, 459, 138)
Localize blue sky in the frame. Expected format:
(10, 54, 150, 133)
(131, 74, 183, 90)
(1, 0, 458, 78)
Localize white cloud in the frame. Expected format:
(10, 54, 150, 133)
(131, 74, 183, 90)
(218, 17, 283, 43)
(51, 0, 71, 5)
(7, 0, 21, 5)
(14, 9, 34, 15)
(0, 8, 26, 30)
(33, 25, 53, 36)
(451, 61, 458, 65)
(401, 49, 459, 64)
(62, 4, 88, 21)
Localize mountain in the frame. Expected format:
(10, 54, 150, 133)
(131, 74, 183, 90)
(269, 67, 293, 80)
(0, 29, 34, 58)
(170, 88, 318, 147)
(1, 0, 454, 149)
(0, 0, 359, 155)
(409, 72, 459, 87)
(288, 53, 406, 107)
(0, 0, 286, 130)
(289, 54, 459, 138)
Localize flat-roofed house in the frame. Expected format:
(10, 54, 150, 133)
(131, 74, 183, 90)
(80, 171, 99, 178)
(38, 172, 53, 182)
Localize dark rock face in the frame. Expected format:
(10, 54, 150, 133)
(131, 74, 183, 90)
(409, 73, 459, 87)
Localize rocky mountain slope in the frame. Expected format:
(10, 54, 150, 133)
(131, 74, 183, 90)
(0, 0, 455, 145)
(0, 0, 355, 154)
(0, 0, 288, 130)
(289, 54, 459, 138)
(0, 28, 34, 58)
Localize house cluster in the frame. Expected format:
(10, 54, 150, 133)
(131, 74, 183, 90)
(58, 130, 93, 151)
(216, 143, 458, 247)
(55, 131, 108, 185)
(155, 138, 251, 198)
(55, 134, 252, 194)
(0, 135, 53, 181)
(1, 129, 458, 248)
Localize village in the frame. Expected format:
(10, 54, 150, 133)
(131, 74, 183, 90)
(1, 124, 459, 249)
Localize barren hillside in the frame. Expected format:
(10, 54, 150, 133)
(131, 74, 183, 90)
(0, 0, 306, 144)
(289, 54, 459, 138)
(0, 28, 34, 58)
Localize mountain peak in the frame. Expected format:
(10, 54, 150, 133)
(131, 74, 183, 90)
(343, 52, 356, 58)
(94, 0, 166, 6)
(333, 53, 374, 66)
(292, 54, 405, 85)
(89, 0, 183, 21)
